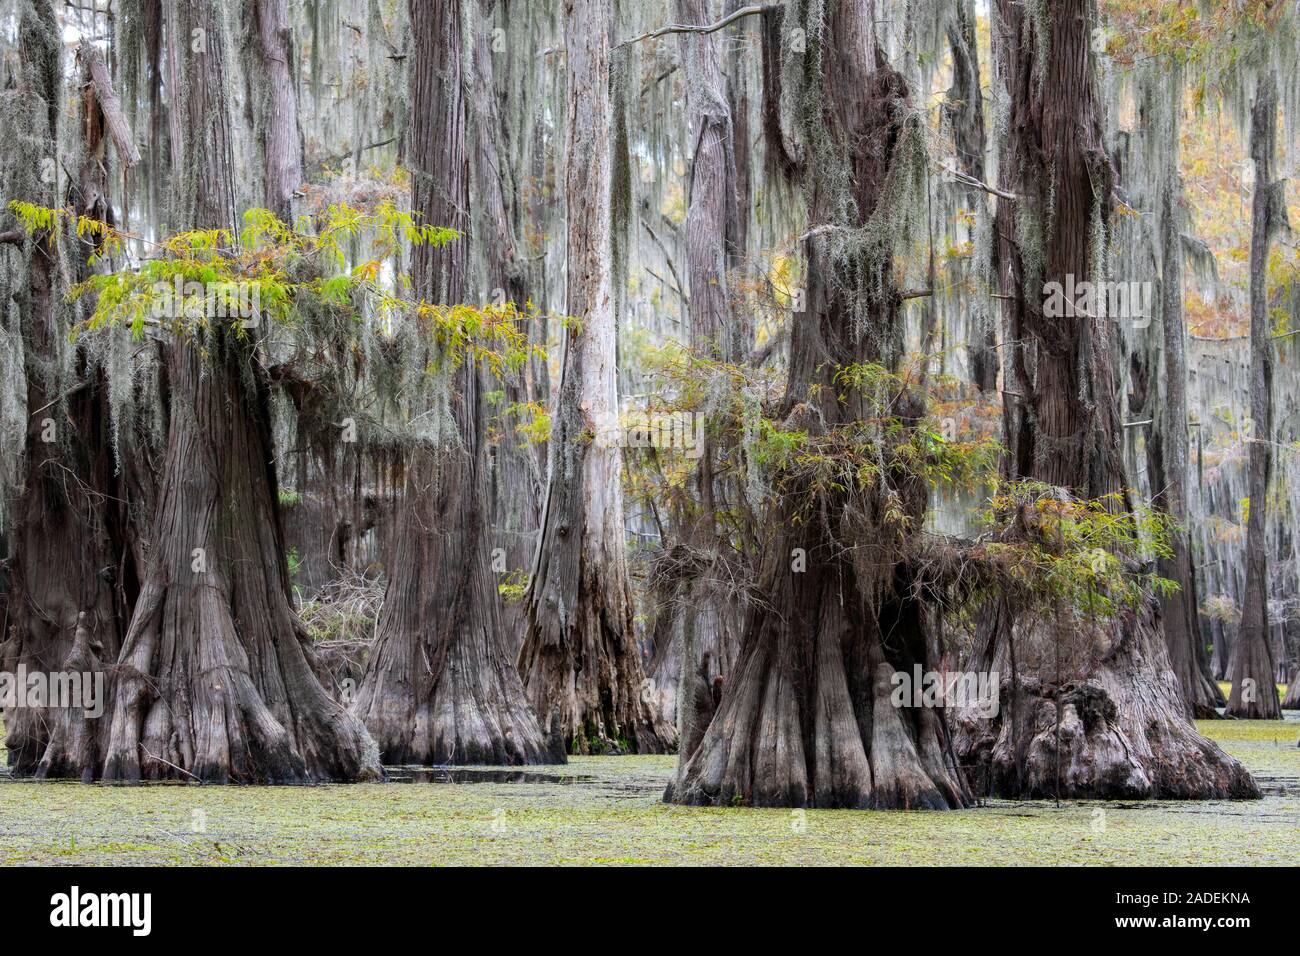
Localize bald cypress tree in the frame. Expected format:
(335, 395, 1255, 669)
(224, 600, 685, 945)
(0, 0, 133, 779)
(668, 0, 969, 809)
(1227, 73, 1284, 721)
(518, 0, 670, 756)
(956, 0, 1257, 798)
(100, 0, 379, 783)
(350, 0, 560, 765)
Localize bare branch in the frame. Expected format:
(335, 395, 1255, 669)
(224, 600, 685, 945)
(617, 3, 776, 48)
(943, 164, 1017, 201)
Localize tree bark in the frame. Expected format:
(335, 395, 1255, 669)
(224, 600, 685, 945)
(667, 0, 970, 809)
(519, 0, 670, 756)
(473, 0, 545, 662)
(1282, 621, 1300, 708)
(81, 44, 141, 169)
(724, 0, 752, 289)
(351, 0, 560, 765)
(1, 0, 129, 779)
(945, 0, 998, 394)
(102, 0, 379, 783)
(1227, 73, 1282, 720)
(251, 0, 304, 223)
(956, 0, 1257, 799)
(645, 0, 745, 761)
(1144, 74, 1223, 718)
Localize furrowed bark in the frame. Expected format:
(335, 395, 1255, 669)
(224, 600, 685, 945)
(351, 0, 559, 766)
(251, 0, 304, 223)
(1, 0, 128, 779)
(668, 0, 971, 809)
(645, 0, 744, 760)
(956, 0, 1257, 799)
(724, 0, 752, 289)
(988, 0, 1030, 482)
(1227, 73, 1282, 720)
(1145, 74, 1223, 718)
(473, 0, 544, 661)
(105, 338, 380, 783)
(520, 0, 670, 756)
(102, 0, 380, 783)
(945, 0, 998, 394)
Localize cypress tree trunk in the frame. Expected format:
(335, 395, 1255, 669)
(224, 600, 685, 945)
(102, 0, 379, 783)
(667, 0, 970, 810)
(351, 0, 559, 766)
(1211, 615, 1230, 681)
(519, 0, 670, 756)
(945, 0, 998, 394)
(1227, 73, 1282, 720)
(250, 0, 348, 603)
(252, 5, 359, 601)
(251, 0, 303, 223)
(724, 0, 752, 283)
(957, 0, 1256, 799)
(987, 0, 1031, 485)
(1281, 623, 1300, 708)
(473, 0, 545, 661)
(1145, 74, 1223, 718)
(647, 0, 744, 761)
(1, 1, 128, 778)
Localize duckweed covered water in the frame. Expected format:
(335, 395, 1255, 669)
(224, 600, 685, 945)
(0, 718, 1295, 865)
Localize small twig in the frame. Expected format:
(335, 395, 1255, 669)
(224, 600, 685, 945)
(639, 218, 687, 305)
(797, 224, 843, 244)
(139, 746, 201, 781)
